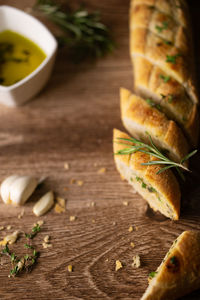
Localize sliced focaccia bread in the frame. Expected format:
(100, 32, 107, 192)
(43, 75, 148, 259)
(113, 129, 180, 220)
(130, 0, 198, 104)
(141, 231, 200, 300)
(120, 88, 189, 164)
(132, 56, 199, 146)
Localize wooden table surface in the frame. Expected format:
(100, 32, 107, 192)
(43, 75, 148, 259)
(0, 1, 200, 299)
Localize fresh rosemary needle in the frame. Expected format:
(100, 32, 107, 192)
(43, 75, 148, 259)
(115, 133, 197, 180)
(34, 0, 114, 62)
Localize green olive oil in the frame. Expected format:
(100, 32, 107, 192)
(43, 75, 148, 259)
(0, 30, 46, 86)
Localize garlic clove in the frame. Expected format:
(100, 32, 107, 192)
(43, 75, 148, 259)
(33, 191, 54, 216)
(10, 176, 38, 206)
(0, 175, 19, 204)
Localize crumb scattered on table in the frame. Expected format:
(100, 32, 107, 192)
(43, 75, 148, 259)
(0, 226, 4, 231)
(77, 180, 84, 186)
(42, 242, 52, 249)
(115, 260, 123, 271)
(128, 226, 133, 232)
(67, 265, 73, 272)
(69, 216, 76, 222)
(130, 242, 135, 248)
(64, 162, 70, 170)
(97, 167, 106, 174)
(6, 225, 12, 230)
(123, 201, 129, 206)
(70, 178, 76, 184)
(18, 209, 25, 219)
(132, 255, 141, 268)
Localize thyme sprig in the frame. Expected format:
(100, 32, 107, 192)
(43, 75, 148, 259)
(1, 224, 41, 277)
(34, 0, 114, 62)
(115, 133, 197, 180)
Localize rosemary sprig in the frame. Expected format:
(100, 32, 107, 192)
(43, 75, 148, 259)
(34, 0, 114, 62)
(115, 133, 197, 180)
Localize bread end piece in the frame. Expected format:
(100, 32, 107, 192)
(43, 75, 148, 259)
(113, 129, 180, 220)
(141, 231, 200, 300)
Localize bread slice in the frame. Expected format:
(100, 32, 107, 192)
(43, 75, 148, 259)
(120, 88, 189, 164)
(113, 128, 180, 220)
(132, 56, 199, 146)
(141, 231, 200, 300)
(130, 1, 198, 104)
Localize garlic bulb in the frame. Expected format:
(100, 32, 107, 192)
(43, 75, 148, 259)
(0, 175, 38, 206)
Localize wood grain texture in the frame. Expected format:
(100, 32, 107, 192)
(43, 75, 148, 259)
(0, 0, 199, 299)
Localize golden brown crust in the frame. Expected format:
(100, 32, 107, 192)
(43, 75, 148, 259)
(130, 0, 198, 104)
(120, 88, 189, 163)
(113, 129, 180, 220)
(141, 231, 200, 300)
(133, 56, 199, 146)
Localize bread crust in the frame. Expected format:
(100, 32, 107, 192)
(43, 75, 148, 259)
(141, 231, 200, 300)
(132, 56, 199, 146)
(130, 0, 198, 104)
(120, 88, 189, 163)
(113, 129, 180, 220)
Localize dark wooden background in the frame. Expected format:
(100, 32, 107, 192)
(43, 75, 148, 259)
(0, 1, 200, 299)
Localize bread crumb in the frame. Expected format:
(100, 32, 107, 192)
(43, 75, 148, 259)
(56, 197, 66, 207)
(42, 242, 52, 249)
(6, 225, 12, 230)
(130, 242, 135, 248)
(123, 201, 129, 206)
(0, 231, 20, 246)
(67, 265, 73, 272)
(70, 178, 76, 184)
(113, 222, 116, 226)
(105, 258, 109, 262)
(128, 226, 133, 232)
(90, 201, 95, 207)
(97, 167, 106, 174)
(54, 203, 65, 214)
(77, 180, 84, 186)
(115, 260, 123, 271)
(132, 255, 141, 268)
(18, 209, 25, 219)
(69, 216, 76, 222)
(44, 235, 50, 243)
(37, 220, 44, 226)
(64, 162, 70, 170)
(0, 226, 4, 231)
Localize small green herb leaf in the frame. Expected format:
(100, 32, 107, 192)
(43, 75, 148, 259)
(155, 21, 168, 33)
(166, 54, 181, 64)
(149, 271, 158, 278)
(160, 74, 171, 83)
(146, 99, 162, 111)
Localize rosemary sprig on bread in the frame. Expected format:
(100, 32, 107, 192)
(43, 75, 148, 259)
(115, 132, 197, 180)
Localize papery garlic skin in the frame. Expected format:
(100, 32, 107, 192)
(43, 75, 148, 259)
(0, 175, 19, 204)
(33, 191, 54, 216)
(9, 176, 38, 206)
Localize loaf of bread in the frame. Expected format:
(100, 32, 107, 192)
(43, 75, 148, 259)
(141, 231, 200, 300)
(130, 0, 199, 146)
(120, 87, 189, 164)
(113, 129, 180, 220)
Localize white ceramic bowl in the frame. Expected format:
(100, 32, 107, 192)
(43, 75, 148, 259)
(0, 5, 58, 107)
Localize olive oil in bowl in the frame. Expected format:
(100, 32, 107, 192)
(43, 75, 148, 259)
(0, 30, 46, 86)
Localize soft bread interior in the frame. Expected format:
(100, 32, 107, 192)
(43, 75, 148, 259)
(113, 129, 180, 220)
(120, 88, 189, 164)
(141, 231, 200, 300)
